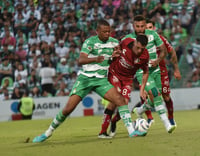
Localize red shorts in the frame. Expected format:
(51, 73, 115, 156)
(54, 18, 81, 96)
(108, 72, 132, 100)
(161, 71, 171, 94)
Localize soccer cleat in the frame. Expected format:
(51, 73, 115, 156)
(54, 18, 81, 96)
(147, 118, 155, 127)
(167, 125, 176, 133)
(109, 122, 117, 137)
(98, 132, 112, 139)
(32, 133, 50, 143)
(129, 130, 147, 137)
(169, 118, 177, 127)
(133, 108, 143, 118)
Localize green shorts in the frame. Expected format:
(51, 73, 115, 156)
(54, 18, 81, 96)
(69, 74, 114, 99)
(136, 70, 162, 93)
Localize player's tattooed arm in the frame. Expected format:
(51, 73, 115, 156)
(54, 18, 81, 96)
(150, 44, 167, 67)
(170, 48, 181, 80)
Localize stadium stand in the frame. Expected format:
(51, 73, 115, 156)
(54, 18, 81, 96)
(0, 0, 199, 99)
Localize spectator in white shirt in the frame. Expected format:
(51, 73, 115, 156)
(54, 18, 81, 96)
(26, 5, 41, 21)
(14, 63, 28, 82)
(41, 28, 55, 46)
(39, 62, 56, 96)
(55, 40, 69, 59)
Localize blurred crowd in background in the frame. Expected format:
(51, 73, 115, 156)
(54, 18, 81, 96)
(0, 0, 200, 100)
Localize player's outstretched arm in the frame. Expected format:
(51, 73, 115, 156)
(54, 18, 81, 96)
(169, 48, 181, 80)
(78, 52, 104, 65)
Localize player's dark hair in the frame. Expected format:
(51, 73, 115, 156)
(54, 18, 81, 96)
(136, 34, 148, 46)
(127, 41, 134, 49)
(97, 19, 110, 29)
(133, 15, 146, 22)
(146, 18, 155, 26)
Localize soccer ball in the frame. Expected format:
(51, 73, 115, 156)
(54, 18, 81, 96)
(133, 118, 149, 132)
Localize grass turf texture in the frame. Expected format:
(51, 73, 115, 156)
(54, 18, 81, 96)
(0, 110, 200, 156)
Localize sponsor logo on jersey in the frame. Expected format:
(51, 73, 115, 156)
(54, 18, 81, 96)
(147, 35, 154, 42)
(113, 75, 119, 83)
(119, 57, 132, 69)
(164, 80, 169, 86)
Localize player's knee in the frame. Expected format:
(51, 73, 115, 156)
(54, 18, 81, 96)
(110, 93, 125, 106)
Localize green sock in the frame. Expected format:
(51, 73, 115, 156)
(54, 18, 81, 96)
(51, 110, 67, 129)
(153, 96, 166, 115)
(118, 105, 134, 134)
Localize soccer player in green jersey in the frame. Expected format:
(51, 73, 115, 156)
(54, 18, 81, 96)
(122, 15, 176, 134)
(32, 19, 146, 143)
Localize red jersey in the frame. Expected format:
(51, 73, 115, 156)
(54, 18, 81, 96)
(109, 38, 149, 82)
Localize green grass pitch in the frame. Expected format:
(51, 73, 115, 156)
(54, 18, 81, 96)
(0, 110, 200, 156)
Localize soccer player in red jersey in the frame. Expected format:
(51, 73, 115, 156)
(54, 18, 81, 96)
(142, 19, 181, 126)
(98, 34, 149, 138)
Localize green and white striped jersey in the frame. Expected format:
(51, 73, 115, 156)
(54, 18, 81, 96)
(123, 29, 163, 73)
(79, 35, 119, 78)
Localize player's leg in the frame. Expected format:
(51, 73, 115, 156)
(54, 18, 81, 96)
(134, 74, 154, 124)
(32, 94, 82, 143)
(153, 72, 175, 133)
(103, 88, 146, 137)
(109, 97, 129, 137)
(99, 74, 132, 137)
(98, 73, 121, 138)
(163, 93, 176, 126)
(96, 79, 146, 137)
(109, 111, 120, 137)
(161, 73, 176, 126)
(32, 75, 91, 143)
(109, 84, 132, 137)
(145, 86, 174, 133)
(98, 101, 116, 138)
(134, 73, 174, 133)
(140, 97, 154, 124)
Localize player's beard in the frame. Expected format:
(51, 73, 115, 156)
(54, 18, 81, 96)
(136, 30, 145, 35)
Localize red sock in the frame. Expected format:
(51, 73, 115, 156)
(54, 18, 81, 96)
(99, 109, 113, 134)
(145, 110, 153, 120)
(111, 111, 121, 123)
(165, 98, 173, 119)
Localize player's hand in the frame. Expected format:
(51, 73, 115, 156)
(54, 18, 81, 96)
(174, 69, 181, 80)
(140, 90, 148, 104)
(96, 56, 105, 63)
(112, 45, 121, 58)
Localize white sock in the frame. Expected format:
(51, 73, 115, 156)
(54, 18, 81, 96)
(127, 122, 135, 134)
(155, 105, 171, 131)
(45, 125, 54, 137)
(159, 113, 171, 131)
